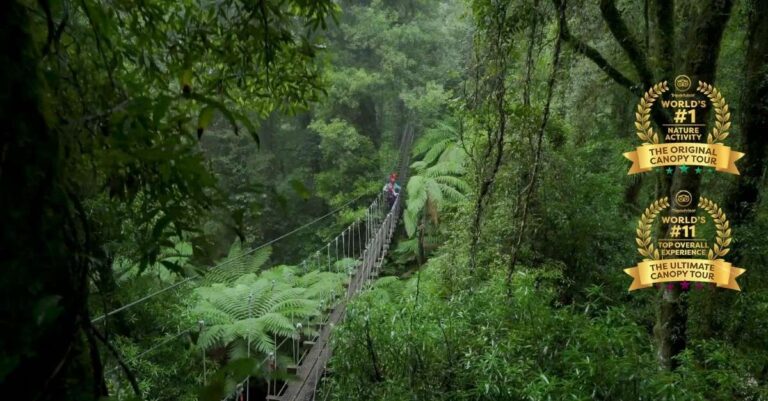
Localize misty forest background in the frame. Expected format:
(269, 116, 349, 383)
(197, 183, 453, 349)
(2, 0, 768, 400)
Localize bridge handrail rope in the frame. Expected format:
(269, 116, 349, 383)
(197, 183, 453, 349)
(274, 124, 415, 401)
(105, 124, 414, 401)
(92, 193, 369, 324)
(275, 196, 402, 401)
(250, 125, 413, 401)
(105, 197, 377, 392)
(218, 193, 400, 401)
(220, 124, 414, 401)
(105, 324, 198, 376)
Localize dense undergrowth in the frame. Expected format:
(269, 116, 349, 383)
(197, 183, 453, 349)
(5, 0, 768, 400)
(327, 250, 768, 401)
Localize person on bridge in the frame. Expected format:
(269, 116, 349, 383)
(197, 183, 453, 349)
(383, 172, 401, 209)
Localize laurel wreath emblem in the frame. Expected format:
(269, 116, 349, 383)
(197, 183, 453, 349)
(697, 81, 731, 144)
(636, 197, 669, 260)
(634, 81, 668, 145)
(635, 196, 732, 261)
(634, 80, 731, 145)
(699, 197, 732, 260)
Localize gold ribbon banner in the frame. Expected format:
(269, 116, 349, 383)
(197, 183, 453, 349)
(624, 259, 745, 291)
(624, 143, 744, 175)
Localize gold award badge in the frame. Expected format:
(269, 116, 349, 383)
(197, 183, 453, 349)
(624, 192, 745, 291)
(623, 75, 745, 175)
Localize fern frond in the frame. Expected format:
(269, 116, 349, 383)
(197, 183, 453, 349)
(420, 139, 452, 166)
(192, 303, 234, 326)
(256, 313, 297, 337)
(202, 245, 272, 285)
(331, 258, 359, 273)
(404, 208, 419, 238)
(394, 237, 419, 254)
(437, 145, 465, 165)
(412, 125, 454, 156)
(433, 175, 470, 195)
(425, 179, 444, 205)
(410, 160, 428, 172)
(271, 299, 318, 318)
(259, 264, 297, 284)
(191, 256, 349, 357)
(439, 184, 466, 203)
(424, 161, 463, 177)
(373, 276, 401, 288)
(406, 175, 428, 215)
(295, 269, 323, 286)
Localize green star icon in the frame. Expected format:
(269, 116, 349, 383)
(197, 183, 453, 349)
(679, 164, 689, 174)
(665, 167, 674, 175)
(708, 167, 716, 174)
(695, 166, 703, 174)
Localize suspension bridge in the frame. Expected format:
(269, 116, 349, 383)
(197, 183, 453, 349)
(96, 125, 415, 401)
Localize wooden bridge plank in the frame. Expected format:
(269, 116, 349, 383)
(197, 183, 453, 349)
(275, 125, 415, 401)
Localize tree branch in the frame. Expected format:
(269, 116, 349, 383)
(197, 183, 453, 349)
(363, 318, 383, 382)
(599, 0, 654, 87)
(469, 1, 510, 272)
(555, 0, 640, 95)
(507, 0, 566, 289)
(653, 0, 674, 78)
(523, 0, 540, 107)
(91, 327, 141, 396)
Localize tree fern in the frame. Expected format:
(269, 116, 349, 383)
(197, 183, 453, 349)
(433, 175, 471, 195)
(404, 152, 468, 237)
(200, 242, 272, 285)
(114, 239, 194, 283)
(411, 122, 456, 157)
(361, 276, 405, 305)
(256, 264, 298, 284)
(403, 122, 469, 262)
(192, 264, 346, 362)
(331, 257, 359, 274)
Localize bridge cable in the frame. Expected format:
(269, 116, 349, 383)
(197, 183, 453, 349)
(92, 192, 369, 324)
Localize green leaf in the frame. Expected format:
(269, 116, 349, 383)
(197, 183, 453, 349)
(160, 260, 184, 274)
(187, 94, 259, 147)
(289, 179, 311, 200)
(151, 214, 173, 241)
(152, 95, 173, 123)
(404, 208, 418, 237)
(197, 106, 216, 135)
(179, 69, 193, 94)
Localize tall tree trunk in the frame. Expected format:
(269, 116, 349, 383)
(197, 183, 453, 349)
(560, 0, 734, 372)
(468, 2, 508, 273)
(522, 0, 540, 107)
(654, 0, 734, 370)
(653, 0, 675, 79)
(417, 214, 426, 266)
(0, 2, 103, 399)
(726, 0, 768, 227)
(507, 0, 565, 289)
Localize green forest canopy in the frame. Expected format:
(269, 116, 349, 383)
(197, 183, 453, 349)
(1, 0, 767, 400)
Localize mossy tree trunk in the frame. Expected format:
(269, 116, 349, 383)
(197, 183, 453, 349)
(726, 0, 768, 227)
(655, 0, 734, 370)
(559, 0, 734, 370)
(0, 2, 104, 399)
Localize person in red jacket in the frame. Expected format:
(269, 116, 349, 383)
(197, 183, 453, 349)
(383, 172, 401, 209)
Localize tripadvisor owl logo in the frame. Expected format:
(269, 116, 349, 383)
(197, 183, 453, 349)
(624, 193, 745, 291)
(675, 190, 692, 207)
(623, 75, 745, 175)
(674, 74, 692, 92)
